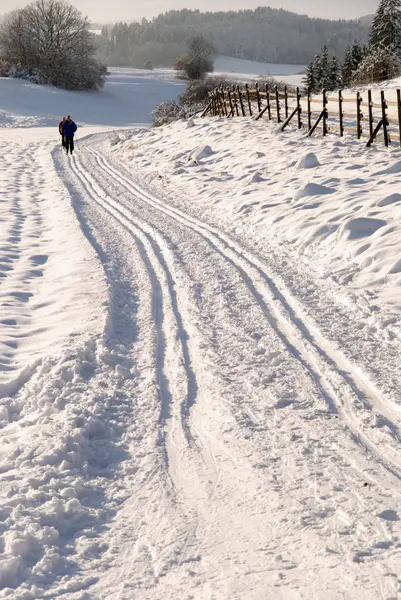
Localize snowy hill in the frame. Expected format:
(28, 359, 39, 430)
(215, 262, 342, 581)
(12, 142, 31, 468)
(0, 69, 184, 127)
(0, 70, 401, 599)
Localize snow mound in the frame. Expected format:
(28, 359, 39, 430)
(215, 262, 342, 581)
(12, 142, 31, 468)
(389, 258, 401, 274)
(246, 171, 266, 184)
(189, 145, 214, 163)
(294, 182, 335, 200)
(296, 152, 320, 169)
(374, 160, 401, 175)
(186, 119, 195, 129)
(339, 218, 387, 241)
(377, 193, 401, 207)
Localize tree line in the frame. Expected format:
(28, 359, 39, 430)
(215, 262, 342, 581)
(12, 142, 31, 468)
(304, 0, 401, 92)
(97, 8, 370, 68)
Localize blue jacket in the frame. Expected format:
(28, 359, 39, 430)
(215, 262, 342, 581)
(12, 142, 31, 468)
(62, 120, 77, 137)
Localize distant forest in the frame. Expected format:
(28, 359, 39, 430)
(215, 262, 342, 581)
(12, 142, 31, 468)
(95, 8, 371, 68)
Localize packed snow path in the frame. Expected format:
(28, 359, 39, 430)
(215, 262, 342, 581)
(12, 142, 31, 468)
(69, 137, 401, 598)
(1, 130, 401, 599)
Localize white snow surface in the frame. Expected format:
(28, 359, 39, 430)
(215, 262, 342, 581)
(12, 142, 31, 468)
(213, 56, 305, 85)
(0, 69, 184, 128)
(1, 72, 401, 599)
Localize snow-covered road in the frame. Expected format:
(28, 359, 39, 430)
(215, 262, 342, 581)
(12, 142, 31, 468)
(1, 125, 401, 599)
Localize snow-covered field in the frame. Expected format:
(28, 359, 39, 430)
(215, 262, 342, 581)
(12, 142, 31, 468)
(1, 69, 401, 599)
(0, 69, 184, 127)
(214, 56, 305, 85)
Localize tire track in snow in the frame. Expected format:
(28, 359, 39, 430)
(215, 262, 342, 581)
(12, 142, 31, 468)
(69, 154, 199, 452)
(86, 145, 401, 487)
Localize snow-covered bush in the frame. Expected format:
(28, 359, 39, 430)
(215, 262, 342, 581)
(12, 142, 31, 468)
(0, 0, 107, 91)
(152, 101, 190, 126)
(179, 76, 237, 107)
(7, 67, 43, 84)
(174, 36, 215, 81)
(0, 58, 10, 77)
(352, 47, 401, 84)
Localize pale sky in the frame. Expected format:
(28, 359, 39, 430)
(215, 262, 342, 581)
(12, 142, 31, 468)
(0, 0, 380, 22)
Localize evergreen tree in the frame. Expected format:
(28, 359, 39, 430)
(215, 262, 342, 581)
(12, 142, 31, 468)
(330, 56, 342, 90)
(342, 45, 354, 86)
(370, 0, 401, 56)
(303, 58, 316, 92)
(342, 41, 365, 87)
(314, 45, 332, 91)
(351, 40, 364, 69)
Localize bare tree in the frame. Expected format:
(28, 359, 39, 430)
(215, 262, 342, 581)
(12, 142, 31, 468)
(0, 0, 106, 90)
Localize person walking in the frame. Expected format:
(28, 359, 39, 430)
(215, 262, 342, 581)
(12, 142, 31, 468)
(62, 115, 78, 155)
(59, 116, 66, 149)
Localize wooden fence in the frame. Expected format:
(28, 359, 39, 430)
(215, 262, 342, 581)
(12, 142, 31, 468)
(202, 84, 401, 148)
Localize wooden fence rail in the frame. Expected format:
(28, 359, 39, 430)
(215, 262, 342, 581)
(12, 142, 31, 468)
(203, 84, 401, 148)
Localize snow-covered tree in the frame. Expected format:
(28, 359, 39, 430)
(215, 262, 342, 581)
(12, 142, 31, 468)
(314, 45, 333, 90)
(0, 0, 107, 90)
(341, 46, 354, 86)
(330, 57, 342, 90)
(303, 58, 317, 92)
(353, 46, 401, 84)
(304, 46, 343, 92)
(351, 41, 365, 68)
(174, 36, 215, 80)
(342, 41, 364, 86)
(370, 0, 401, 56)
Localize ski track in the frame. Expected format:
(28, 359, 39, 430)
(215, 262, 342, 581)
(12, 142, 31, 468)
(81, 144, 401, 485)
(2, 131, 401, 598)
(55, 137, 401, 598)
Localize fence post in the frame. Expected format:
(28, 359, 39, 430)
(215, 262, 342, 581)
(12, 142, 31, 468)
(397, 89, 401, 148)
(284, 85, 289, 119)
(356, 91, 363, 139)
(296, 87, 302, 129)
(227, 87, 234, 117)
(381, 90, 389, 147)
(245, 84, 252, 116)
(206, 93, 212, 116)
(219, 88, 227, 117)
(339, 90, 344, 137)
(265, 83, 272, 120)
(237, 86, 246, 117)
(232, 86, 239, 116)
(215, 90, 221, 116)
(275, 86, 281, 123)
(368, 89, 373, 138)
(218, 89, 226, 116)
(215, 91, 219, 116)
(255, 83, 262, 113)
(322, 89, 328, 136)
(307, 87, 312, 130)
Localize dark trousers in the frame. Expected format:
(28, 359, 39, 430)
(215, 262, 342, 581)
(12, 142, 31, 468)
(65, 136, 74, 154)
(61, 134, 65, 147)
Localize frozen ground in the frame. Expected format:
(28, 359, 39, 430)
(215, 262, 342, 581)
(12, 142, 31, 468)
(0, 71, 401, 599)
